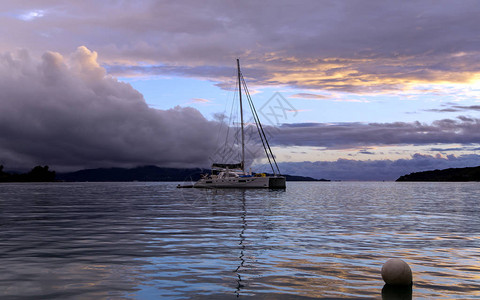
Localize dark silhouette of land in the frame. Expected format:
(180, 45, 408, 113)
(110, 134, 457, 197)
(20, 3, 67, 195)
(396, 166, 480, 181)
(1, 165, 326, 182)
(57, 166, 207, 182)
(0, 165, 56, 182)
(57, 166, 327, 182)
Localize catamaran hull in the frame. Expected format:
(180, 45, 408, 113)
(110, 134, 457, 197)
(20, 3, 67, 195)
(269, 176, 286, 189)
(193, 176, 285, 189)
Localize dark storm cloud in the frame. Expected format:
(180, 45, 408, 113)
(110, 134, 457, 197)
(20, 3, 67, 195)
(275, 154, 480, 181)
(0, 47, 219, 170)
(267, 119, 480, 149)
(2, 1, 480, 92)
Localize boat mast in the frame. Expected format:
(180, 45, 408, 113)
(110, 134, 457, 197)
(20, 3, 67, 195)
(237, 58, 245, 174)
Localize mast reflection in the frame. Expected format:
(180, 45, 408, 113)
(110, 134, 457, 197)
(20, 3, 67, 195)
(234, 191, 247, 297)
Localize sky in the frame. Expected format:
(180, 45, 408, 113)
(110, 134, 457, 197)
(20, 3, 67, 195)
(1, 0, 480, 180)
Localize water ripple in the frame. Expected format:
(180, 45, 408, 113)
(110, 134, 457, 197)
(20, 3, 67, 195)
(0, 182, 479, 299)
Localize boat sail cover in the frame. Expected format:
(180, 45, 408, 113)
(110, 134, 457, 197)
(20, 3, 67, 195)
(211, 163, 243, 170)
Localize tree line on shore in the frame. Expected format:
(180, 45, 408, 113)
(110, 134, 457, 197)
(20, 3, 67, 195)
(0, 165, 56, 182)
(396, 165, 480, 181)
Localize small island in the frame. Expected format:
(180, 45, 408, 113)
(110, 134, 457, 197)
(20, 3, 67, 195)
(396, 166, 480, 182)
(0, 165, 56, 182)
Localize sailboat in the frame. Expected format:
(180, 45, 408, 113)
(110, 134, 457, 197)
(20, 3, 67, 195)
(191, 59, 286, 189)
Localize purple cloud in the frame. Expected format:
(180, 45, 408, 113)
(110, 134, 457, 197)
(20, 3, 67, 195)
(1, 1, 480, 92)
(0, 47, 220, 171)
(272, 153, 480, 181)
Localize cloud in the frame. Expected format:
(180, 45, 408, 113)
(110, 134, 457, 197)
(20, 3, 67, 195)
(18, 10, 45, 21)
(2, 1, 480, 93)
(429, 147, 466, 152)
(1, 46, 479, 175)
(291, 93, 329, 99)
(269, 153, 480, 181)
(457, 116, 475, 122)
(425, 108, 461, 113)
(358, 150, 375, 155)
(268, 119, 480, 149)
(426, 105, 480, 113)
(290, 92, 370, 103)
(454, 105, 480, 111)
(0, 47, 221, 171)
(189, 98, 211, 104)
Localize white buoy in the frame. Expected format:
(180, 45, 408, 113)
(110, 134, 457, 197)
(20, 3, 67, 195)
(381, 258, 412, 286)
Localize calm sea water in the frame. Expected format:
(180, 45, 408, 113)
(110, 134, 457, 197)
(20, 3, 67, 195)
(0, 182, 479, 299)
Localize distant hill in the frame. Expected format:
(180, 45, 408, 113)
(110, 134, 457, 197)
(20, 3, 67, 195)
(57, 166, 326, 182)
(57, 166, 208, 182)
(396, 166, 480, 182)
(273, 174, 329, 182)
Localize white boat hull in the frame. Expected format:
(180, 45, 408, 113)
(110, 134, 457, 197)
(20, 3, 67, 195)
(193, 176, 285, 189)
